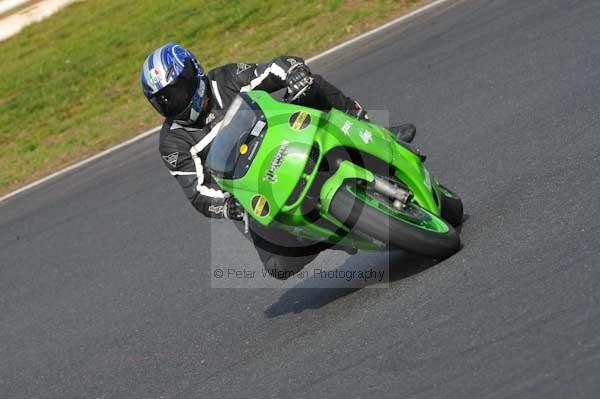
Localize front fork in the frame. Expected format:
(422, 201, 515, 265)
(372, 176, 413, 209)
(320, 160, 413, 214)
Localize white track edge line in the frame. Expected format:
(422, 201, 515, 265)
(0, 127, 160, 202)
(0, 0, 452, 204)
(305, 0, 451, 63)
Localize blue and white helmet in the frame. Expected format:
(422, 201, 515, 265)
(141, 42, 207, 122)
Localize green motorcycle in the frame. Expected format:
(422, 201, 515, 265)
(206, 91, 462, 258)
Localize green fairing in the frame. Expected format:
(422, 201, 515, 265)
(209, 91, 446, 250)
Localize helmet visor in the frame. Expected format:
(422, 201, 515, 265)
(149, 59, 199, 117)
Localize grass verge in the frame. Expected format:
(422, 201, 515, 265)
(0, 0, 427, 195)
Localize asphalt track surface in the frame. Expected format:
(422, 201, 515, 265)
(2, 0, 600, 397)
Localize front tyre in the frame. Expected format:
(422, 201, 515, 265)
(329, 183, 460, 258)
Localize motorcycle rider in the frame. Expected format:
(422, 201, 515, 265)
(141, 42, 416, 279)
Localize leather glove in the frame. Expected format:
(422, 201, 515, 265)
(286, 63, 314, 100)
(224, 197, 244, 221)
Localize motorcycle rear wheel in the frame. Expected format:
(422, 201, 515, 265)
(439, 185, 464, 227)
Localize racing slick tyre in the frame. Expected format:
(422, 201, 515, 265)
(439, 185, 464, 227)
(329, 183, 460, 259)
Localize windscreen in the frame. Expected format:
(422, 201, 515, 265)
(206, 95, 264, 178)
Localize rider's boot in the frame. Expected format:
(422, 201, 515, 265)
(389, 123, 416, 143)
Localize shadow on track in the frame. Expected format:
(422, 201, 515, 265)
(264, 250, 441, 318)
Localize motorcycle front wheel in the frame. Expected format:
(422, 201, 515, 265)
(329, 183, 460, 258)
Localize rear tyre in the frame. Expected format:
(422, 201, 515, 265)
(439, 185, 464, 227)
(329, 183, 460, 258)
